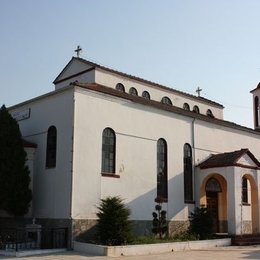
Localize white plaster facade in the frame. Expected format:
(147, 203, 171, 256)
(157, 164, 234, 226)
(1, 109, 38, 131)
(6, 57, 260, 241)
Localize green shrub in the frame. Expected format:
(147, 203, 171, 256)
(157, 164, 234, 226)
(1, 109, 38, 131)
(96, 196, 133, 245)
(189, 206, 213, 239)
(152, 203, 168, 238)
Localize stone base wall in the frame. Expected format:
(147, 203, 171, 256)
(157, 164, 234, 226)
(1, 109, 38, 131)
(73, 219, 191, 241)
(168, 220, 190, 237)
(242, 221, 252, 234)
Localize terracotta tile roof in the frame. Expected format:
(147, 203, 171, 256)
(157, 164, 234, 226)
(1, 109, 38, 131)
(199, 149, 260, 169)
(54, 57, 224, 108)
(23, 139, 37, 148)
(73, 82, 259, 136)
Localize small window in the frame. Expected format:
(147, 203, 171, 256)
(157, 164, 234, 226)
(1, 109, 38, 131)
(142, 91, 151, 100)
(242, 177, 248, 204)
(207, 109, 214, 118)
(129, 87, 138, 96)
(46, 126, 57, 168)
(161, 96, 172, 105)
(183, 103, 190, 111)
(116, 83, 125, 92)
(102, 128, 116, 173)
(193, 105, 200, 114)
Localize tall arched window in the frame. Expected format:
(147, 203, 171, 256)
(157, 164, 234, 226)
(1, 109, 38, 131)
(102, 128, 116, 173)
(46, 126, 57, 168)
(242, 177, 248, 204)
(184, 143, 193, 202)
(157, 139, 168, 200)
(161, 97, 172, 105)
(254, 96, 259, 127)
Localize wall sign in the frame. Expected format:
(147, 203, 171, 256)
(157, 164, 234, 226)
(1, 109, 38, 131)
(12, 108, 31, 121)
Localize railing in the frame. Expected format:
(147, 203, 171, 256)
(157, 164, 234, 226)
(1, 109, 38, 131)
(0, 227, 68, 251)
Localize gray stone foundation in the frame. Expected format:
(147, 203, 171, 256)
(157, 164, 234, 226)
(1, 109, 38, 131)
(168, 220, 190, 237)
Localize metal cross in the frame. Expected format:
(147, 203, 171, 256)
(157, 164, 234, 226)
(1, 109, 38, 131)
(74, 45, 82, 57)
(196, 87, 202, 97)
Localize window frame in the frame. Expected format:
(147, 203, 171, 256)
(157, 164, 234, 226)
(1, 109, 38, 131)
(157, 138, 168, 201)
(129, 87, 138, 96)
(142, 91, 151, 100)
(242, 177, 249, 204)
(115, 83, 125, 92)
(45, 125, 57, 169)
(161, 96, 172, 106)
(101, 127, 116, 174)
(183, 143, 193, 203)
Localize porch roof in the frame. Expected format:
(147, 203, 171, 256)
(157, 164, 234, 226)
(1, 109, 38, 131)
(199, 149, 260, 170)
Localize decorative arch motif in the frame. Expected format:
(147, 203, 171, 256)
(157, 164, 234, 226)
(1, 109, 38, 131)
(142, 91, 151, 100)
(207, 109, 214, 118)
(116, 83, 125, 92)
(161, 96, 172, 105)
(183, 103, 190, 111)
(129, 87, 138, 96)
(193, 105, 200, 114)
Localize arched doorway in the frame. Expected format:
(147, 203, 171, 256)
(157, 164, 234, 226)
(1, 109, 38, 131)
(200, 174, 228, 233)
(206, 178, 222, 232)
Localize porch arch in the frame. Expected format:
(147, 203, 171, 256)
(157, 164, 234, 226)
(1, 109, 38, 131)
(242, 174, 259, 233)
(200, 174, 228, 233)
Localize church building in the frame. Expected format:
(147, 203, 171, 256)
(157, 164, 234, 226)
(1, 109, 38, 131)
(5, 55, 260, 243)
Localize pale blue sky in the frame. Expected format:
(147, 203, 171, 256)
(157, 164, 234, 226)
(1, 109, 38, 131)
(1, 0, 260, 128)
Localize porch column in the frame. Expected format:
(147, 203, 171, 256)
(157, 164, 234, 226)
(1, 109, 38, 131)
(227, 167, 242, 235)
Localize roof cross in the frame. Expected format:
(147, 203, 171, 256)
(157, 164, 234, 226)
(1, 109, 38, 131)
(196, 87, 202, 97)
(74, 45, 82, 58)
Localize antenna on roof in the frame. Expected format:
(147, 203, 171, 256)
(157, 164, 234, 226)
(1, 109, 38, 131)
(196, 87, 202, 97)
(74, 45, 82, 58)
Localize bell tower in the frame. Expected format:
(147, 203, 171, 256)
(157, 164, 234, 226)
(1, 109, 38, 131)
(250, 82, 260, 130)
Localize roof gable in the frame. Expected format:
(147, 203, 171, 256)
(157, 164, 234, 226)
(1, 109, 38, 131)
(55, 57, 223, 108)
(53, 57, 94, 84)
(199, 149, 260, 170)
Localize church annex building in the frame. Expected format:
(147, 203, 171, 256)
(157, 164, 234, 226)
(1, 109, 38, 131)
(5, 56, 260, 243)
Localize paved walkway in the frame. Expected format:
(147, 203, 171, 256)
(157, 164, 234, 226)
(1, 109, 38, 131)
(1, 246, 260, 260)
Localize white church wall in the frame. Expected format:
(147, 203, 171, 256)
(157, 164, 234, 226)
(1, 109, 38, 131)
(9, 88, 75, 219)
(71, 86, 195, 222)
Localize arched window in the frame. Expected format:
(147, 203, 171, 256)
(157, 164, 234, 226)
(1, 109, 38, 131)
(193, 105, 200, 114)
(102, 128, 116, 173)
(129, 87, 138, 96)
(142, 91, 151, 100)
(206, 109, 214, 118)
(254, 96, 259, 127)
(206, 178, 222, 192)
(183, 103, 190, 111)
(184, 143, 193, 202)
(116, 83, 125, 92)
(242, 177, 248, 204)
(157, 139, 168, 200)
(46, 126, 57, 168)
(161, 96, 172, 105)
